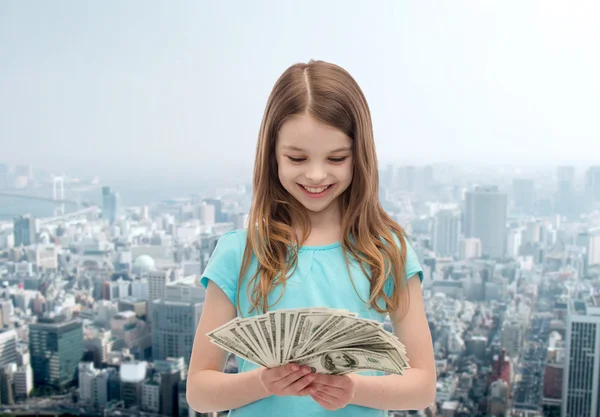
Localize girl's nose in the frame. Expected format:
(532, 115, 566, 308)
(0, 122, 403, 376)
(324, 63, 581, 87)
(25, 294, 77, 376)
(305, 164, 327, 183)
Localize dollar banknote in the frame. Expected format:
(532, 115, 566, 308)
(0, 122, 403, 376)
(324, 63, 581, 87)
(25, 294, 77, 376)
(206, 307, 410, 375)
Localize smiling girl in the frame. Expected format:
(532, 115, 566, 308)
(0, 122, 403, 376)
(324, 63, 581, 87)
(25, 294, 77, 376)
(187, 59, 436, 416)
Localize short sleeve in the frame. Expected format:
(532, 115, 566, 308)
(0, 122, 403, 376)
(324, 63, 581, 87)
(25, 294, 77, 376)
(403, 237, 423, 283)
(384, 233, 424, 298)
(200, 231, 243, 308)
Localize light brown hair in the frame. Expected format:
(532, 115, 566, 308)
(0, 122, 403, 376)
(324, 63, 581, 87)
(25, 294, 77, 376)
(237, 59, 410, 318)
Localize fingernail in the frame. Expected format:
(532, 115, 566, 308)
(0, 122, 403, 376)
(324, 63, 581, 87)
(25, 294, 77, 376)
(301, 367, 309, 374)
(308, 375, 316, 381)
(292, 364, 299, 371)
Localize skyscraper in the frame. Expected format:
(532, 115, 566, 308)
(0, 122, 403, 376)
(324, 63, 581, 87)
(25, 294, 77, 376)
(512, 179, 535, 213)
(459, 237, 482, 260)
(433, 209, 461, 257)
(149, 282, 204, 364)
(13, 215, 36, 247)
(585, 166, 600, 205)
(505, 227, 523, 259)
(464, 186, 507, 259)
(562, 297, 600, 417)
(154, 358, 185, 416)
(29, 315, 83, 388)
(576, 228, 600, 269)
(148, 269, 177, 302)
(202, 198, 225, 223)
(0, 329, 18, 368)
(198, 202, 216, 226)
(102, 186, 120, 225)
(556, 166, 576, 217)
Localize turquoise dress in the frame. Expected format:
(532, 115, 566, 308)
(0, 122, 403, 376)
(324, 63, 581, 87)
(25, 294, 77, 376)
(199, 229, 423, 417)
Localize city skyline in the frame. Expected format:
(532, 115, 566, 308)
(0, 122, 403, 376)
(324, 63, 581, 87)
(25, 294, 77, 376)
(2, 160, 600, 224)
(0, 156, 600, 416)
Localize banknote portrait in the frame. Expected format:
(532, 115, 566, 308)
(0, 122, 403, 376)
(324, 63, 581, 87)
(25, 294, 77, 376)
(322, 351, 358, 373)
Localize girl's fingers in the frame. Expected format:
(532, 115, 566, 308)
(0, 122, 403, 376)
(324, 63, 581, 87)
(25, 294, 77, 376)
(283, 373, 315, 395)
(310, 391, 338, 410)
(310, 382, 344, 398)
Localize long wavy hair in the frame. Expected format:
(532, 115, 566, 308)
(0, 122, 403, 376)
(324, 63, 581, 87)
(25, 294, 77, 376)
(236, 59, 410, 318)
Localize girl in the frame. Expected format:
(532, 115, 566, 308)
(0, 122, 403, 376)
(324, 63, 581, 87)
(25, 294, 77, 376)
(187, 60, 436, 416)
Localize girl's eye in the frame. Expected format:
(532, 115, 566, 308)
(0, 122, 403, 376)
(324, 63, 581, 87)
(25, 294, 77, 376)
(287, 156, 306, 163)
(328, 157, 347, 163)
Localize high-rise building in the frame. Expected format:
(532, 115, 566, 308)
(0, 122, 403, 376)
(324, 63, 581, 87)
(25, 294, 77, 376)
(562, 296, 600, 417)
(141, 375, 160, 413)
(28, 315, 83, 388)
(78, 362, 95, 405)
(512, 179, 535, 213)
(487, 380, 509, 417)
(0, 366, 14, 405)
(91, 368, 110, 409)
(556, 166, 576, 217)
(543, 342, 564, 411)
(106, 368, 120, 403)
(433, 209, 461, 257)
(403, 166, 417, 193)
(202, 198, 225, 223)
(120, 361, 147, 408)
(0, 301, 12, 328)
(383, 164, 398, 189)
(422, 165, 434, 193)
(155, 358, 185, 416)
(0, 329, 18, 368)
(506, 227, 523, 259)
(12, 365, 33, 400)
(13, 215, 36, 247)
(178, 380, 194, 417)
(459, 237, 482, 260)
(150, 282, 204, 364)
(576, 228, 600, 268)
(525, 220, 543, 245)
(233, 213, 249, 230)
(198, 203, 216, 226)
(102, 186, 120, 225)
(148, 269, 177, 302)
(586, 166, 600, 205)
(464, 186, 507, 259)
(501, 320, 522, 358)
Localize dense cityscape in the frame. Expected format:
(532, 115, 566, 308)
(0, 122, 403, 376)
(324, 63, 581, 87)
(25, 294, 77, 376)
(0, 162, 599, 417)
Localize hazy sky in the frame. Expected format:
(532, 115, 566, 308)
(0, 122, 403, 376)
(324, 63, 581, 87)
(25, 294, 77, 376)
(1, 1, 599, 180)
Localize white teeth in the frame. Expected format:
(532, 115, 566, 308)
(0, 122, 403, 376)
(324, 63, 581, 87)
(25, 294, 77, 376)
(302, 185, 330, 193)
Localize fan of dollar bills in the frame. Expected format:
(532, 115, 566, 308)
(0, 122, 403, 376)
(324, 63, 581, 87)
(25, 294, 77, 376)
(206, 307, 410, 375)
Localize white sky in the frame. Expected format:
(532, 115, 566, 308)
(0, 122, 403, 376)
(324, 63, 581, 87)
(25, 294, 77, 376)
(1, 0, 599, 179)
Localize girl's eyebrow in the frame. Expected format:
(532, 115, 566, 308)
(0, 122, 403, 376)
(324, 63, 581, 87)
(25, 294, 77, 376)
(329, 146, 352, 152)
(281, 145, 352, 152)
(281, 145, 305, 151)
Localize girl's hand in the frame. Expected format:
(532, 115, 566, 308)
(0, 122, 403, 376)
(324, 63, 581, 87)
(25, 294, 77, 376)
(307, 373, 356, 410)
(257, 363, 316, 397)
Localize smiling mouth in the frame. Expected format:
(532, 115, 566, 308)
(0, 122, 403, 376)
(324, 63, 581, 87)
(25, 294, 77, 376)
(299, 184, 333, 194)
(296, 183, 335, 198)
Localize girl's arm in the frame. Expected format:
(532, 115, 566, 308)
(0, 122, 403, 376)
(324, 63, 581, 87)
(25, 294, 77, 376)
(349, 274, 437, 410)
(186, 281, 270, 413)
(186, 280, 315, 413)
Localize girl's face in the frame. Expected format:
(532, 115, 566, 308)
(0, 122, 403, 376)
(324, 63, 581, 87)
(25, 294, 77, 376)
(275, 113, 353, 216)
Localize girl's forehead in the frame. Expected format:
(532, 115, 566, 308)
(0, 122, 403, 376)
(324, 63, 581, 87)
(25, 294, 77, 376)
(277, 115, 351, 152)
